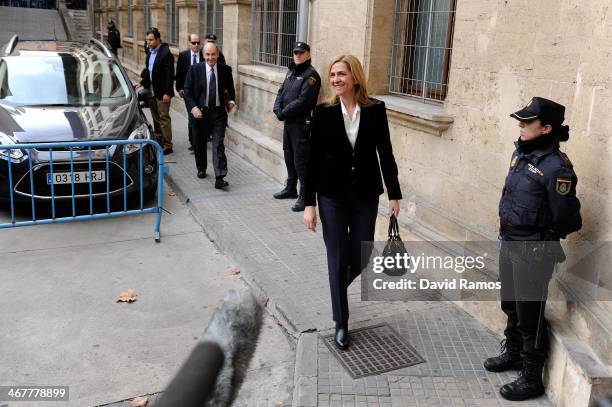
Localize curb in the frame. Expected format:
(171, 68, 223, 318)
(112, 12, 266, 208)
(292, 332, 319, 407)
(162, 171, 305, 336)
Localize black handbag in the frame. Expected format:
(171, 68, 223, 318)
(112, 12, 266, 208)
(381, 215, 409, 276)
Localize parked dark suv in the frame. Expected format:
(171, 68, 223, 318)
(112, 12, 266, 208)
(0, 37, 157, 204)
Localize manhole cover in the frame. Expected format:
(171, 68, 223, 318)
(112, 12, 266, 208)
(322, 323, 425, 379)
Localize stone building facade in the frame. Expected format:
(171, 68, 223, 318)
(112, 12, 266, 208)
(94, 0, 611, 404)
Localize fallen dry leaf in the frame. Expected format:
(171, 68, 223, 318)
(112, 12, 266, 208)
(226, 266, 240, 275)
(117, 288, 137, 303)
(129, 396, 149, 407)
(167, 191, 177, 197)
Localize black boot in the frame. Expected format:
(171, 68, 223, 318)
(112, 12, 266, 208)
(484, 337, 522, 372)
(334, 322, 349, 350)
(291, 182, 305, 212)
(273, 178, 298, 199)
(499, 360, 545, 401)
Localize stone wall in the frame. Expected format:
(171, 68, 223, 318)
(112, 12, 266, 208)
(440, 0, 611, 242)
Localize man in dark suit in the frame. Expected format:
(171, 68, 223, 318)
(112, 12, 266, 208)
(175, 33, 204, 152)
(184, 42, 236, 189)
(138, 28, 175, 154)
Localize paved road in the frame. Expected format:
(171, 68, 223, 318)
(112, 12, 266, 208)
(0, 6, 66, 46)
(0, 187, 294, 407)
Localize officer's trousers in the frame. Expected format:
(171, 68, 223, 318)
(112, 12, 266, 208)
(282, 120, 309, 183)
(499, 240, 556, 363)
(318, 193, 379, 325)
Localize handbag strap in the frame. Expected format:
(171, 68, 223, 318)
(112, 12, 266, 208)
(388, 215, 400, 239)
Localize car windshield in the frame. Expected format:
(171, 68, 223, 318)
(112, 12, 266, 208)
(0, 53, 131, 106)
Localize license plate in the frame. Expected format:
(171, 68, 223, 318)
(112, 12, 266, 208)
(46, 170, 106, 185)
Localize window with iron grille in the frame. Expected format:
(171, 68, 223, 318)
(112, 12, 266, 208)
(251, 0, 299, 67)
(390, 0, 456, 102)
(165, 0, 178, 45)
(143, 0, 151, 35)
(197, 0, 223, 47)
(127, 0, 133, 37)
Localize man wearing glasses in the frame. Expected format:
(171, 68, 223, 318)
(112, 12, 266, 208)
(273, 42, 321, 212)
(176, 34, 204, 152)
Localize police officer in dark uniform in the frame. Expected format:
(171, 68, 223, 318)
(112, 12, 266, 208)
(485, 97, 582, 401)
(204, 33, 226, 65)
(106, 21, 122, 56)
(273, 42, 321, 211)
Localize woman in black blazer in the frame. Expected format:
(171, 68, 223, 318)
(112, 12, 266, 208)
(303, 55, 402, 350)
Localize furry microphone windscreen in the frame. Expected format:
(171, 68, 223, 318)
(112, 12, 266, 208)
(199, 289, 264, 407)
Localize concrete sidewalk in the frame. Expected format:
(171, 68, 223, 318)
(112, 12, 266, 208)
(162, 107, 553, 407)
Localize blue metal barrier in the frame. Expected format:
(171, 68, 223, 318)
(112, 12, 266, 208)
(0, 139, 169, 242)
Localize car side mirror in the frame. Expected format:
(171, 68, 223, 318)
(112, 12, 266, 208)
(136, 87, 153, 108)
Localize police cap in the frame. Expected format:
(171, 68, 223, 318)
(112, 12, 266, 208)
(204, 33, 217, 42)
(510, 97, 565, 126)
(293, 42, 310, 52)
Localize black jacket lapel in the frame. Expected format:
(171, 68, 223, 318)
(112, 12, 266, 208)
(152, 46, 164, 73)
(332, 103, 352, 151)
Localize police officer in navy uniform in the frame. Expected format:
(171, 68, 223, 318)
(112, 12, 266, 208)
(204, 33, 226, 65)
(485, 97, 582, 401)
(273, 41, 321, 211)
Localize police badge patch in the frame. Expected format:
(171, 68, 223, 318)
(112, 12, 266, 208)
(308, 76, 317, 85)
(556, 178, 571, 195)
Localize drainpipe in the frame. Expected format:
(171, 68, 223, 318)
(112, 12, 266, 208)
(297, 0, 308, 42)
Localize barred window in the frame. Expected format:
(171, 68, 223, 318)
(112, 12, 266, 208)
(143, 0, 151, 35)
(165, 0, 178, 45)
(127, 0, 133, 37)
(197, 0, 223, 47)
(251, 0, 299, 67)
(390, 0, 456, 102)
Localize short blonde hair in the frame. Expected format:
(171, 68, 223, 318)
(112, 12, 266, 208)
(327, 55, 374, 107)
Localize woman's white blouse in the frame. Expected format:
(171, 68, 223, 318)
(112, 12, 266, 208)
(340, 98, 361, 149)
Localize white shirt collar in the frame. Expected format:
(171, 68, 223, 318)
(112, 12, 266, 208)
(206, 63, 217, 74)
(339, 98, 361, 149)
(340, 98, 360, 122)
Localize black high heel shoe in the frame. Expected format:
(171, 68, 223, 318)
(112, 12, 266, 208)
(334, 323, 349, 350)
